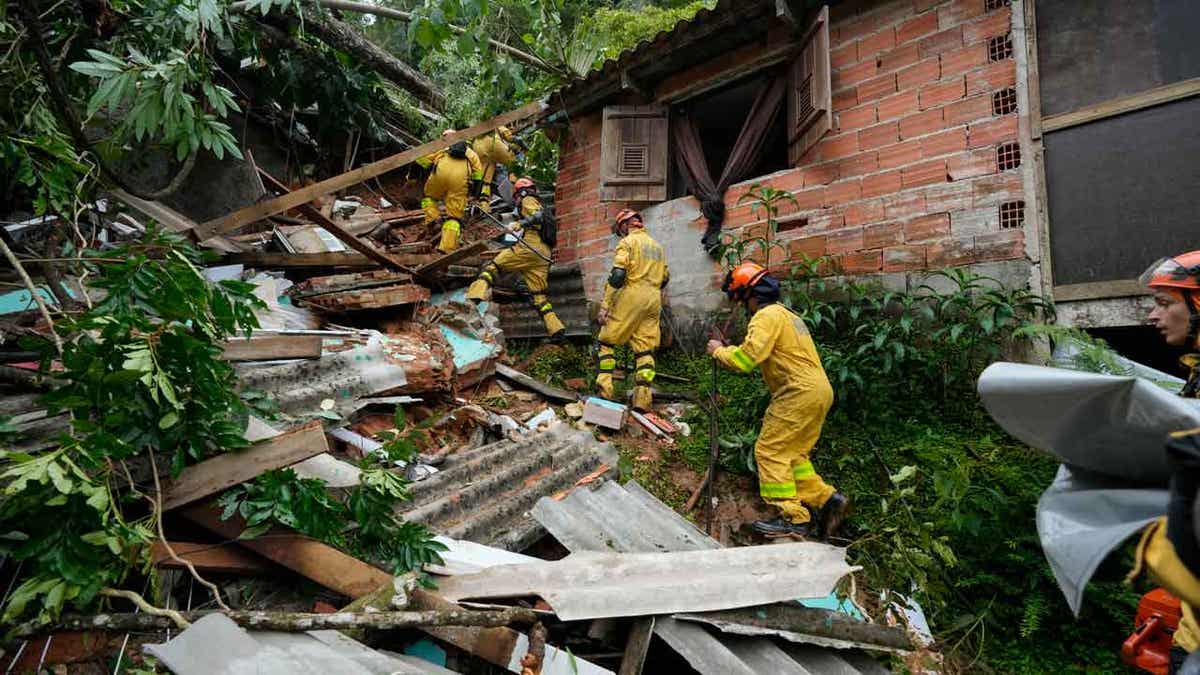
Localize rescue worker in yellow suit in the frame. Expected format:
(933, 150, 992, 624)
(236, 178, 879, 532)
(595, 209, 668, 412)
(471, 126, 516, 213)
(465, 177, 566, 342)
(416, 129, 483, 253)
(706, 262, 849, 540)
(1128, 251, 1200, 673)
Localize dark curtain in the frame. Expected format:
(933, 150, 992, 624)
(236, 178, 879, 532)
(671, 75, 788, 254)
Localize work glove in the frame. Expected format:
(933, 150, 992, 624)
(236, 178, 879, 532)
(597, 308, 608, 326)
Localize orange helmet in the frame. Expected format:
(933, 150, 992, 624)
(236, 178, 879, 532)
(613, 209, 642, 235)
(1141, 251, 1200, 294)
(512, 177, 535, 194)
(722, 262, 769, 301)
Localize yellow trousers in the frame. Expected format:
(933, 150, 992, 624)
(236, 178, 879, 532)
(595, 284, 661, 410)
(755, 386, 834, 524)
(466, 237, 564, 337)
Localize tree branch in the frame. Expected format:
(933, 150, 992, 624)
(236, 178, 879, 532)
(0, 235, 62, 356)
(97, 588, 190, 629)
(317, 0, 559, 76)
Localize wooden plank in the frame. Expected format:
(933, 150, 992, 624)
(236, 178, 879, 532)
(150, 541, 273, 574)
(414, 240, 488, 278)
(1041, 77, 1200, 133)
(181, 501, 393, 598)
(197, 100, 547, 238)
(254, 169, 407, 271)
(1052, 279, 1149, 302)
(162, 421, 328, 511)
(220, 335, 323, 361)
(618, 617, 655, 675)
(223, 252, 375, 268)
(495, 363, 579, 403)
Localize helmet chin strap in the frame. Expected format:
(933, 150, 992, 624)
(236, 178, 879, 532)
(1187, 291, 1200, 347)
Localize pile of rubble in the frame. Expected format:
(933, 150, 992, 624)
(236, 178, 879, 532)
(0, 114, 921, 675)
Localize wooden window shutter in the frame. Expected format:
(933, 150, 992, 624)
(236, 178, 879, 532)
(788, 5, 832, 166)
(600, 105, 669, 202)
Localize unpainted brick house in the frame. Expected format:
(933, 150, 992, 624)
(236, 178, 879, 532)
(547, 0, 1200, 341)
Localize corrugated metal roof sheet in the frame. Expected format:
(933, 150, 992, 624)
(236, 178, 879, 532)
(531, 480, 899, 674)
(495, 264, 591, 339)
(396, 423, 618, 552)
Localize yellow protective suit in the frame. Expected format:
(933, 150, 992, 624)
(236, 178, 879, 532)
(417, 146, 483, 253)
(595, 227, 669, 411)
(713, 303, 835, 525)
(465, 195, 565, 338)
(472, 131, 515, 210)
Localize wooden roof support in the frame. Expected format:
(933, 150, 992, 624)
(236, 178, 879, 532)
(196, 100, 547, 239)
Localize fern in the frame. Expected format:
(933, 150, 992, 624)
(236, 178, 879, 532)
(1020, 594, 1047, 638)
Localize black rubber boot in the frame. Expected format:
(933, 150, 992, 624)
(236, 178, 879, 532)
(547, 330, 567, 345)
(752, 517, 812, 539)
(816, 492, 850, 541)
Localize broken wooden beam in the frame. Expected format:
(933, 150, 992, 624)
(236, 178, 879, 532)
(413, 240, 488, 279)
(251, 168, 407, 270)
(220, 335, 323, 361)
(223, 252, 376, 268)
(303, 283, 430, 312)
(618, 617, 655, 675)
(495, 363, 578, 403)
(150, 541, 273, 575)
(181, 501, 393, 598)
(674, 604, 914, 654)
(11, 608, 539, 637)
(162, 421, 328, 511)
(198, 100, 546, 237)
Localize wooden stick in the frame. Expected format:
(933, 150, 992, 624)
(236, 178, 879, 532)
(195, 99, 546, 238)
(14, 608, 538, 636)
(0, 237, 62, 356)
(684, 466, 711, 513)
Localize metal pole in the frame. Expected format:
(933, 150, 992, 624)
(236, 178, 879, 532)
(705, 356, 719, 534)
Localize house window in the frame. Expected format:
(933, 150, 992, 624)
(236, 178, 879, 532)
(667, 74, 790, 200)
(999, 200, 1025, 229)
(985, 0, 1011, 12)
(988, 33, 1014, 62)
(992, 87, 1018, 115)
(996, 142, 1021, 171)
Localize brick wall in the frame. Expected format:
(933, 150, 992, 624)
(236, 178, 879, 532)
(554, 0, 1028, 317)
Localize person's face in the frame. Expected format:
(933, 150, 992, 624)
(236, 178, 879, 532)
(1149, 290, 1192, 346)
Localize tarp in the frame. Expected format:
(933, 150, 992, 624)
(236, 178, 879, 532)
(978, 362, 1200, 613)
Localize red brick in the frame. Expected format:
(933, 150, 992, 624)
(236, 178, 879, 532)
(878, 44, 920, 74)
(789, 235, 828, 261)
(919, 77, 966, 109)
(770, 169, 806, 194)
(968, 114, 1017, 148)
(884, 245, 928, 271)
(938, 0, 986, 30)
(837, 152, 880, 178)
(578, 239, 609, 258)
(804, 162, 840, 187)
(838, 104, 878, 132)
(877, 90, 921, 122)
(943, 94, 994, 125)
(914, 0, 942, 11)
(857, 73, 898, 103)
(904, 213, 951, 243)
(884, 191, 928, 219)
(835, 59, 880, 90)
(947, 148, 997, 180)
(878, 139, 923, 169)
(925, 180, 974, 211)
(974, 229, 1025, 261)
(825, 179, 863, 207)
(966, 60, 1017, 95)
(844, 199, 886, 226)
(817, 132, 860, 161)
(808, 210, 846, 231)
(921, 128, 968, 157)
(827, 227, 865, 254)
(793, 187, 828, 211)
(839, 250, 884, 273)
(972, 172, 1023, 206)
(919, 27, 963, 58)
(927, 235, 975, 267)
(899, 108, 945, 139)
(902, 159, 948, 188)
(831, 42, 859, 70)
(897, 12, 939, 45)
(833, 88, 860, 111)
(897, 58, 941, 90)
(859, 28, 897, 58)
(862, 170, 903, 198)
(963, 7, 1012, 44)
(865, 222, 904, 249)
(839, 15, 881, 42)
(939, 43, 989, 79)
(859, 121, 900, 150)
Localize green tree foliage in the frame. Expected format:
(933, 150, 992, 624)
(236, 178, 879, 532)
(577, 1, 716, 60)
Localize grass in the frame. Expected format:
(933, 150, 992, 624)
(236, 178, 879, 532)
(515, 343, 1142, 673)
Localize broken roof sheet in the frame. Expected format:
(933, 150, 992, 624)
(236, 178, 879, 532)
(497, 264, 591, 339)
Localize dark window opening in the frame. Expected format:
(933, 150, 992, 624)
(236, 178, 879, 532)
(1087, 325, 1190, 378)
(988, 33, 1014, 62)
(985, 0, 1011, 11)
(668, 73, 790, 200)
(999, 200, 1025, 229)
(992, 87, 1018, 115)
(996, 142, 1021, 171)
(777, 216, 808, 233)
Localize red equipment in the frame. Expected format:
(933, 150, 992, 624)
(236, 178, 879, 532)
(1124, 588, 1183, 674)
